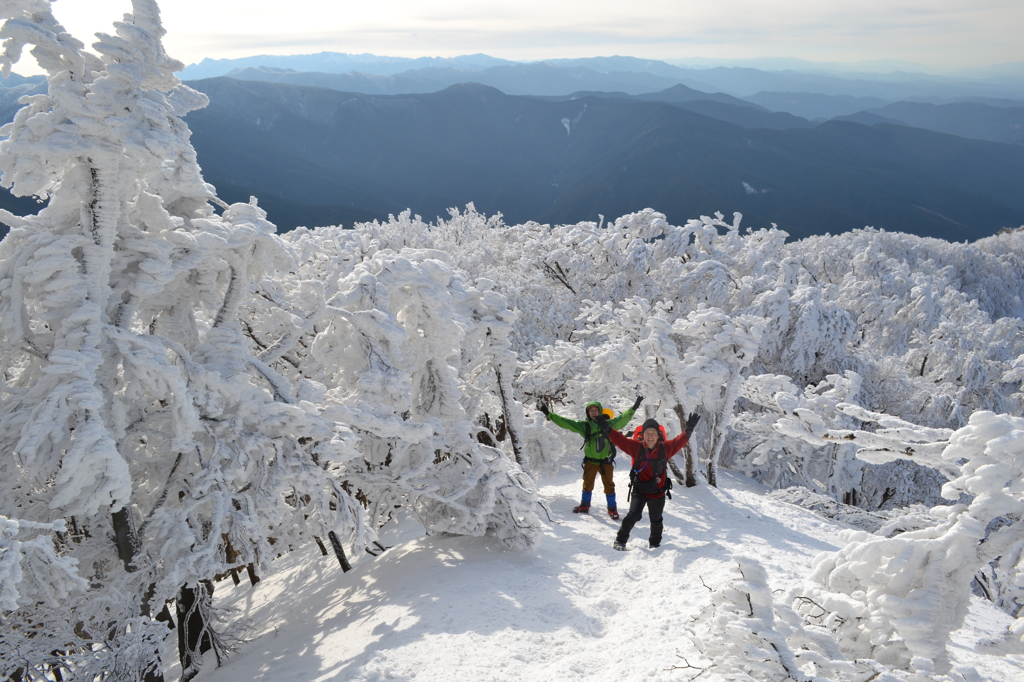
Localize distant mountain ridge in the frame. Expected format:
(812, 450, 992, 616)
(541, 83, 761, 108)
(177, 78, 1024, 239)
(537, 85, 814, 131)
(743, 92, 892, 120)
(3, 64, 1024, 241)
(180, 51, 1024, 101)
(217, 63, 688, 97)
(857, 102, 1024, 146)
(0, 77, 46, 124)
(0, 73, 45, 87)
(180, 52, 515, 80)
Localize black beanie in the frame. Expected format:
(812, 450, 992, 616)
(641, 419, 661, 434)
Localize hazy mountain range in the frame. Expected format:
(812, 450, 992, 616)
(219, 63, 688, 98)
(180, 53, 517, 80)
(202, 65, 1024, 107)
(839, 102, 1024, 146)
(173, 78, 1024, 239)
(536, 86, 813, 131)
(0, 74, 45, 124)
(2, 53, 1023, 241)
(196, 56, 1024, 126)
(192, 59, 1024, 138)
(180, 52, 1024, 102)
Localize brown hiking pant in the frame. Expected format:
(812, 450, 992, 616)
(582, 461, 615, 494)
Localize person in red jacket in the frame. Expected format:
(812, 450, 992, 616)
(604, 415, 699, 550)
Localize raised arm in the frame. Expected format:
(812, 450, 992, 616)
(607, 427, 642, 458)
(662, 431, 690, 459)
(609, 395, 643, 430)
(663, 413, 701, 459)
(545, 411, 587, 435)
(608, 406, 635, 430)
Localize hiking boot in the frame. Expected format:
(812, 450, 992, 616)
(572, 504, 590, 514)
(608, 508, 619, 521)
(613, 541, 626, 551)
(649, 541, 660, 549)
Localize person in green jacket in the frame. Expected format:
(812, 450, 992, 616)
(538, 396, 643, 519)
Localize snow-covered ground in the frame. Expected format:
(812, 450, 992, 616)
(181, 466, 1024, 682)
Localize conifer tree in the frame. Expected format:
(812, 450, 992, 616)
(0, 3, 367, 678)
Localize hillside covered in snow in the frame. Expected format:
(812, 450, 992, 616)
(2, 3, 1024, 682)
(182, 467, 1024, 682)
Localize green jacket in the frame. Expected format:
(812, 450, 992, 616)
(547, 401, 637, 461)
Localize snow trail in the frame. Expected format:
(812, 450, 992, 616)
(184, 468, 1023, 682)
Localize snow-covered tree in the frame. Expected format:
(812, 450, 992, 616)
(0, 3, 367, 678)
(274, 228, 543, 548)
(685, 555, 858, 681)
(520, 297, 699, 483)
(973, 538, 1024, 621)
(0, 515, 90, 680)
(802, 410, 1024, 674)
(671, 308, 764, 486)
(729, 372, 864, 501)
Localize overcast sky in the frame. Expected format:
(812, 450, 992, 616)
(18, 0, 1024, 75)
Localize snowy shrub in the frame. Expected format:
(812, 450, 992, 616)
(857, 458, 958, 510)
(803, 410, 1024, 674)
(0, 516, 89, 675)
(729, 372, 863, 499)
(685, 555, 987, 682)
(273, 229, 543, 548)
(685, 555, 858, 681)
(348, 203, 1024, 507)
(670, 308, 764, 486)
(973, 537, 1024, 620)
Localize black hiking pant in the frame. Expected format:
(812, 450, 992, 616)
(615, 494, 666, 546)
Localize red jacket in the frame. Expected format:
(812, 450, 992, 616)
(608, 428, 689, 498)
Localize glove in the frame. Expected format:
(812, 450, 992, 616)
(632, 395, 644, 411)
(685, 412, 701, 435)
(596, 414, 612, 435)
(538, 403, 550, 417)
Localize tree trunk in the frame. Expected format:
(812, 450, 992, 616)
(177, 581, 214, 682)
(82, 163, 120, 314)
(668, 457, 687, 487)
(672, 405, 698, 487)
(111, 506, 165, 682)
(683, 447, 697, 487)
(245, 563, 261, 586)
(706, 369, 742, 489)
(495, 363, 526, 470)
(706, 415, 722, 488)
(111, 506, 141, 576)
(328, 530, 353, 572)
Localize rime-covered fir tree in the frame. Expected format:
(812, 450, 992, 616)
(0, 3, 367, 679)
(277, 227, 543, 548)
(794, 410, 1024, 675)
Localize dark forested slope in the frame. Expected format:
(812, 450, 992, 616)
(182, 78, 1024, 239)
(862, 101, 1024, 146)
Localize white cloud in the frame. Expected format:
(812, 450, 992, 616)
(16, 0, 1022, 75)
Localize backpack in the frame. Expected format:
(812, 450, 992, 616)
(628, 443, 672, 501)
(581, 417, 616, 466)
(631, 424, 667, 441)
